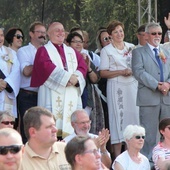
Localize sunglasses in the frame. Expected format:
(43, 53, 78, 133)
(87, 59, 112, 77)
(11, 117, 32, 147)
(0, 145, 22, 155)
(150, 32, 162, 36)
(14, 34, 23, 39)
(135, 135, 145, 139)
(103, 37, 111, 42)
(1, 121, 15, 125)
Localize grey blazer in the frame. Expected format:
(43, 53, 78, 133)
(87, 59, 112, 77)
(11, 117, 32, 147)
(132, 44, 170, 106)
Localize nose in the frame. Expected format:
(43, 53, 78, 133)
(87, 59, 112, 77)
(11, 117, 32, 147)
(6, 152, 14, 159)
(8, 124, 13, 128)
(52, 125, 58, 133)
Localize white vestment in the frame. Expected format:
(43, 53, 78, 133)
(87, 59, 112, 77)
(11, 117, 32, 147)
(0, 46, 20, 117)
(38, 41, 85, 137)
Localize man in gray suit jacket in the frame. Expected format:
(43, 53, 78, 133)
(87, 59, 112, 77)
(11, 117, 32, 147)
(132, 22, 170, 160)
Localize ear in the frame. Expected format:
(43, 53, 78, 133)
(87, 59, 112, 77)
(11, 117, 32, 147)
(136, 33, 140, 40)
(160, 129, 165, 136)
(29, 31, 34, 38)
(75, 154, 83, 165)
(126, 139, 130, 144)
(29, 127, 36, 138)
(71, 122, 75, 128)
(145, 32, 149, 39)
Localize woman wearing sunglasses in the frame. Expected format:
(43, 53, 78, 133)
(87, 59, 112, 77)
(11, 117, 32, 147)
(5, 27, 24, 53)
(0, 111, 15, 129)
(95, 28, 111, 55)
(152, 118, 170, 170)
(112, 125, 150, 170)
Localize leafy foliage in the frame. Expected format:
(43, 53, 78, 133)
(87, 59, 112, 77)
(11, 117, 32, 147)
(0, 0, 161, 49)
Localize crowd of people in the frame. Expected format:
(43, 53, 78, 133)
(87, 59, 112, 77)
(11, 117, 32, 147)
(1, 12, 170, 170)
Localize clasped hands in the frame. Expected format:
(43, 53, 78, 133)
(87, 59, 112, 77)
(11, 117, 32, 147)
(66, 74, 78, 87)
(158, 82, 170, 95)
(123, 68, 132, 77)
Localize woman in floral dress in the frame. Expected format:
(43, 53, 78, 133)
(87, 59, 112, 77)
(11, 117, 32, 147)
(99, 20, 139, 160)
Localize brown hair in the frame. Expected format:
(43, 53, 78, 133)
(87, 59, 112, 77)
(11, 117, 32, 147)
(23, 106, 53, 139)
(29, 21, 45, 32)
(159, 118, 170, 131)
(107, 20, 124, 35)
(159, 118, 170, 141)
(65, 136, 91, 168)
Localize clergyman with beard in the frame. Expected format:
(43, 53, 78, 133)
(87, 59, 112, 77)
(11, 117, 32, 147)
(132, 22, 170, 160)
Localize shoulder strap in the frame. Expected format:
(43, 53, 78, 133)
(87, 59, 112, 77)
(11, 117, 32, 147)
(88, 51, 93, 60)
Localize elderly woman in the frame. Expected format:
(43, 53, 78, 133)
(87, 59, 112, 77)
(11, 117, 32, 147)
(112, 125, 150, 170)
(152, 118, 170, 170)
(0, 110, 15, 129)
(99, 20, 139, 159)
(5, 27, 24, 53)
(65, 136, 108, 170)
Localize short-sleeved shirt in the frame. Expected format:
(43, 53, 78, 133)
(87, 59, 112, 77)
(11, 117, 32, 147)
(152, 142, 170, 170)
(21, 142, 71, 170)
(17, 43, 38, 91)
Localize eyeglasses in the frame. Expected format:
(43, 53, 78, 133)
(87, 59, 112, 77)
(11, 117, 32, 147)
(135, 135, 145, 139)
(1, 121, 15, 125)
(14, 34, 23, 39)
(75, 120, 91, 125)
(0, 145, 22, 155)
(103, 37, 111, 42)
(150, 32, 162, 36)
(71, 40, 83, 44)
(83, 149, 100, 156)
(33, 30, 46, 35)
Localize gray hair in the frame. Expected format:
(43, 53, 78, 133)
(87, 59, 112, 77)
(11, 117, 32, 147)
(0, 128, 22, 143)
(71, 109, 88, 123)
(123, 125, 145, 141)
(145, 22, 161, 33)
(0, 111, 15, 122)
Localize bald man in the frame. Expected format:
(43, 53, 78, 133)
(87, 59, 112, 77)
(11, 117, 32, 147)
(31, 22, 87, 138)
(0, 128, 24, 170)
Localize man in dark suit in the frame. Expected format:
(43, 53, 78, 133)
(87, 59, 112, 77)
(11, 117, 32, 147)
(132, 22, 170, 160)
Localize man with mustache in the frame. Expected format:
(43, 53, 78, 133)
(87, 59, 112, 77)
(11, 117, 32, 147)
(17, 21, 46, 144)
(30, 22, 87, 139)
(132, 22, 170, 161)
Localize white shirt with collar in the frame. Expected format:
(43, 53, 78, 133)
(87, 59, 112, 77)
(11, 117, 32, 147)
(17, 43, 38, 91)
